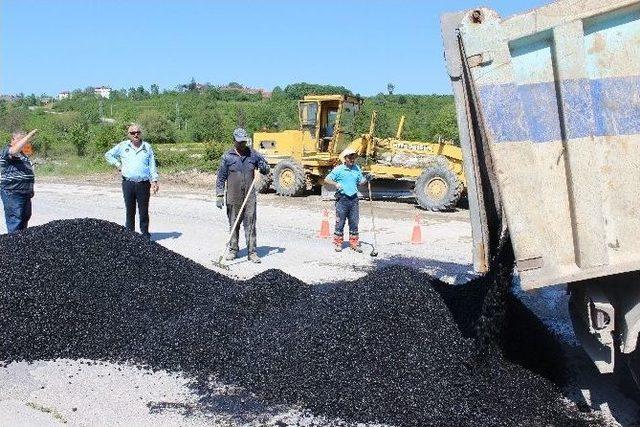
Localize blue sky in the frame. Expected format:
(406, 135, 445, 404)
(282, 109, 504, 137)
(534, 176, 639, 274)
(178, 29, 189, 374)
(1, 0, 547, 96)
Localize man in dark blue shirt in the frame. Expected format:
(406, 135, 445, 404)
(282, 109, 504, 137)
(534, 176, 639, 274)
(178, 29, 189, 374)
(0, 129, 38, 233)
(216, 128, 270, 263)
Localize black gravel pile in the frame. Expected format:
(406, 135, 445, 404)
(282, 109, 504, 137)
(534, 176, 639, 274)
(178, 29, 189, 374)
(0, 219, 595, 426)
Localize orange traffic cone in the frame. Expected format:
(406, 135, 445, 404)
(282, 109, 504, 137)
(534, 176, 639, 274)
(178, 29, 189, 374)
(410, 214, 423, 244)
(318, 209, 331, 238)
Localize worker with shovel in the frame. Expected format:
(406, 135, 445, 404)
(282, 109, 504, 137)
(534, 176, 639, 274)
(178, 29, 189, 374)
(216, 128, 270, 264)
(324, 148, 373, 252)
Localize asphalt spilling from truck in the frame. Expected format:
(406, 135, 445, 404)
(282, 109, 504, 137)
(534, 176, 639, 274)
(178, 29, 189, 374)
(0, 219, 600, 426)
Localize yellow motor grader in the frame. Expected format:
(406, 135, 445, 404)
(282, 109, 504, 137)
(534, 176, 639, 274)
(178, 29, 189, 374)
(252, 94, 466, 211)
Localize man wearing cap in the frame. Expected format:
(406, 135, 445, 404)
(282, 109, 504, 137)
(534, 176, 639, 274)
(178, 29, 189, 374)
(324, 148, 373, 252)
(1, 129, 38, 233)
(105, 124, 159, 239)
(216, 128, 270, 263)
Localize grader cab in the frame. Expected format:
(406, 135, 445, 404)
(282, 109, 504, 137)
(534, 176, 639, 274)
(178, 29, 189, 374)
(253, 94, 361, 195)
(253, 94, 466, 211)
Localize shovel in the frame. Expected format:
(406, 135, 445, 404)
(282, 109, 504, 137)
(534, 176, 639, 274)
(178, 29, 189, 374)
(213, 174, 260, 269)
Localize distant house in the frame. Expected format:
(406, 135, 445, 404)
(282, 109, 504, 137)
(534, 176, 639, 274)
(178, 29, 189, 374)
(218, 84, 272, 99)
(94, 86, 111, 99)
(58, 91, 70, 100)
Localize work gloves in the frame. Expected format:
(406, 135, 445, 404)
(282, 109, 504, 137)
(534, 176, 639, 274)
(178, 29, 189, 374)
(364, 173, 375, 182)
(258, 161, 270, 176)
(216, 195, 224, 209)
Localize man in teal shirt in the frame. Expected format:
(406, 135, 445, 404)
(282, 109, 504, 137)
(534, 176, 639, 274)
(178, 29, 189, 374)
(105, 124, 159, 239)
(324, 148, 372, 252)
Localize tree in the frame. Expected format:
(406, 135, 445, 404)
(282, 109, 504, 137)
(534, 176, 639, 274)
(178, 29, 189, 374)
(138, 110, 177, 144)
(190, 109, 225, 143)
(67, 121, 90, 156)
(387, 83, 395, 95)
(282, 83, 352, 100)
(236, 107, 246, 128)
(26, 94, 38, 106)
(227, 82, 243, 89)
(179, 77, 198, 92)
(92, 123, 125, 152)
(271, 86, 284, 100)
(150, 84, 159, 96)
(427, 103, 459, 143)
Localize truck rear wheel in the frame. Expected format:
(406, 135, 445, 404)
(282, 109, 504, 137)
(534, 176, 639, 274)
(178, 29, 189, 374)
(415, 164, 462, 211)
(273, 159, 306, 196)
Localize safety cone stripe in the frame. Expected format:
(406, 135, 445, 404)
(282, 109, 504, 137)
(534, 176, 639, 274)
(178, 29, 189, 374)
(411, 214, 423, 244)
(318, 209, 331, 239)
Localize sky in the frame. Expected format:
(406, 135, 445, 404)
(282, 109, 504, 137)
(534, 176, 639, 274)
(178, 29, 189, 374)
(1, 0, 548, 96)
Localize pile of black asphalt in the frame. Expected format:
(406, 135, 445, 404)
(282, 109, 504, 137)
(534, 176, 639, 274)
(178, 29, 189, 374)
(0, 219, 599, 426)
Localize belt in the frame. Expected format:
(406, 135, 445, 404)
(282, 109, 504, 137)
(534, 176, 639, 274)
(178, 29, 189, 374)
(122, 177, 150, 183)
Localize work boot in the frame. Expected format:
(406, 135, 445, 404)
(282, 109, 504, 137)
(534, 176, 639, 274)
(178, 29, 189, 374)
(333, 235, 344, 252)
(248, 252, 262, 263)
(349, 235, 363, 253)
(225, 249, 237, 261)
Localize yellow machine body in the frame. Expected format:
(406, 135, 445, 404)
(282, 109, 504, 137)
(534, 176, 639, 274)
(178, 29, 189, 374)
(252, 94, 466, 210)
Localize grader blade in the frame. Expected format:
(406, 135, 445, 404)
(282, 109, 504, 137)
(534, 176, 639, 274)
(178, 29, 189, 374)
(320, 179, 416, 201)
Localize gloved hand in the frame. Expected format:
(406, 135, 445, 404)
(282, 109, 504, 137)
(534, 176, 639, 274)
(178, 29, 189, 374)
(365, 173, 375, 182)
(216, 195, 224, 209)
(258, 161, 270, 176)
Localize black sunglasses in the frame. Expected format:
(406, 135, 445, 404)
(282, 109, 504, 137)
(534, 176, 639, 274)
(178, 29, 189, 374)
(129, 131, 141, 135)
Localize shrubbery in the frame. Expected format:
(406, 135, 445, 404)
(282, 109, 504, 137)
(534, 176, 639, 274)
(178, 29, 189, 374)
(0, 81, 458, 174)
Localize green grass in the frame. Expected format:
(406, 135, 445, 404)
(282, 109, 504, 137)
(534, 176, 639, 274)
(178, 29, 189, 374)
(36, 155, 112, 176)
(36, 142, 219, 177)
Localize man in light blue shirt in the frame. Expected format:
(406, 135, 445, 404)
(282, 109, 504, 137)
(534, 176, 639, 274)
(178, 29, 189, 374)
(105, 124, 159, 239)
(324, 148, 373, 252)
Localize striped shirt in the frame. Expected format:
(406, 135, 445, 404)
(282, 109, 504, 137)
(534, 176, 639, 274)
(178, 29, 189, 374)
(0, 146, 34, 194)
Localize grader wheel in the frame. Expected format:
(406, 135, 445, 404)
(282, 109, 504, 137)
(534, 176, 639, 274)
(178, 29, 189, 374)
(414, 164, 463, 211)
(273, 159, 306, 196)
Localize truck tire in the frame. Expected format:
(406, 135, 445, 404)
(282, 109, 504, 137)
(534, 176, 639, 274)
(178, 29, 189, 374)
(255, 172, 273, 194)
(273, 159, 306, 196)
(414, 164, 462, 211)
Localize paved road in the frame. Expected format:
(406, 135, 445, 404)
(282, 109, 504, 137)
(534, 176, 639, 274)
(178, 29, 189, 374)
(0, 181, 475, 284)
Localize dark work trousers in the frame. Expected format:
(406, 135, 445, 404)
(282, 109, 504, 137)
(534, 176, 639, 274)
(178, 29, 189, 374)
(0, 189, 32, 233)
(121, 179, 151, 237)
(334, 193, 359, 237)
(226, 198, 257, 254)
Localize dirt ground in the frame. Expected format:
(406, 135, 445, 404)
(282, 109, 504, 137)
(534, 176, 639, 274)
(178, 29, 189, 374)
(0, 176, 638, 426)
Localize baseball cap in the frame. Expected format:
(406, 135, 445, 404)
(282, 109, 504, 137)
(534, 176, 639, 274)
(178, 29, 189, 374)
(233, 128, 250, 142)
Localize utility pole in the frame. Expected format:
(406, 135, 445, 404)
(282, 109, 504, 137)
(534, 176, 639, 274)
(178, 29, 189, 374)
(175, 102, 181, 130)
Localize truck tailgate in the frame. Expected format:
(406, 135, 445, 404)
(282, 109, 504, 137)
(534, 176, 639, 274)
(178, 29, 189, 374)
(442, 0, 640, 290)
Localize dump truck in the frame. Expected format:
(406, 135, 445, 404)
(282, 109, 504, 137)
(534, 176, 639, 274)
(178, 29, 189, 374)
(252, 94, 466, 211)
(441, 0, 640, 382)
